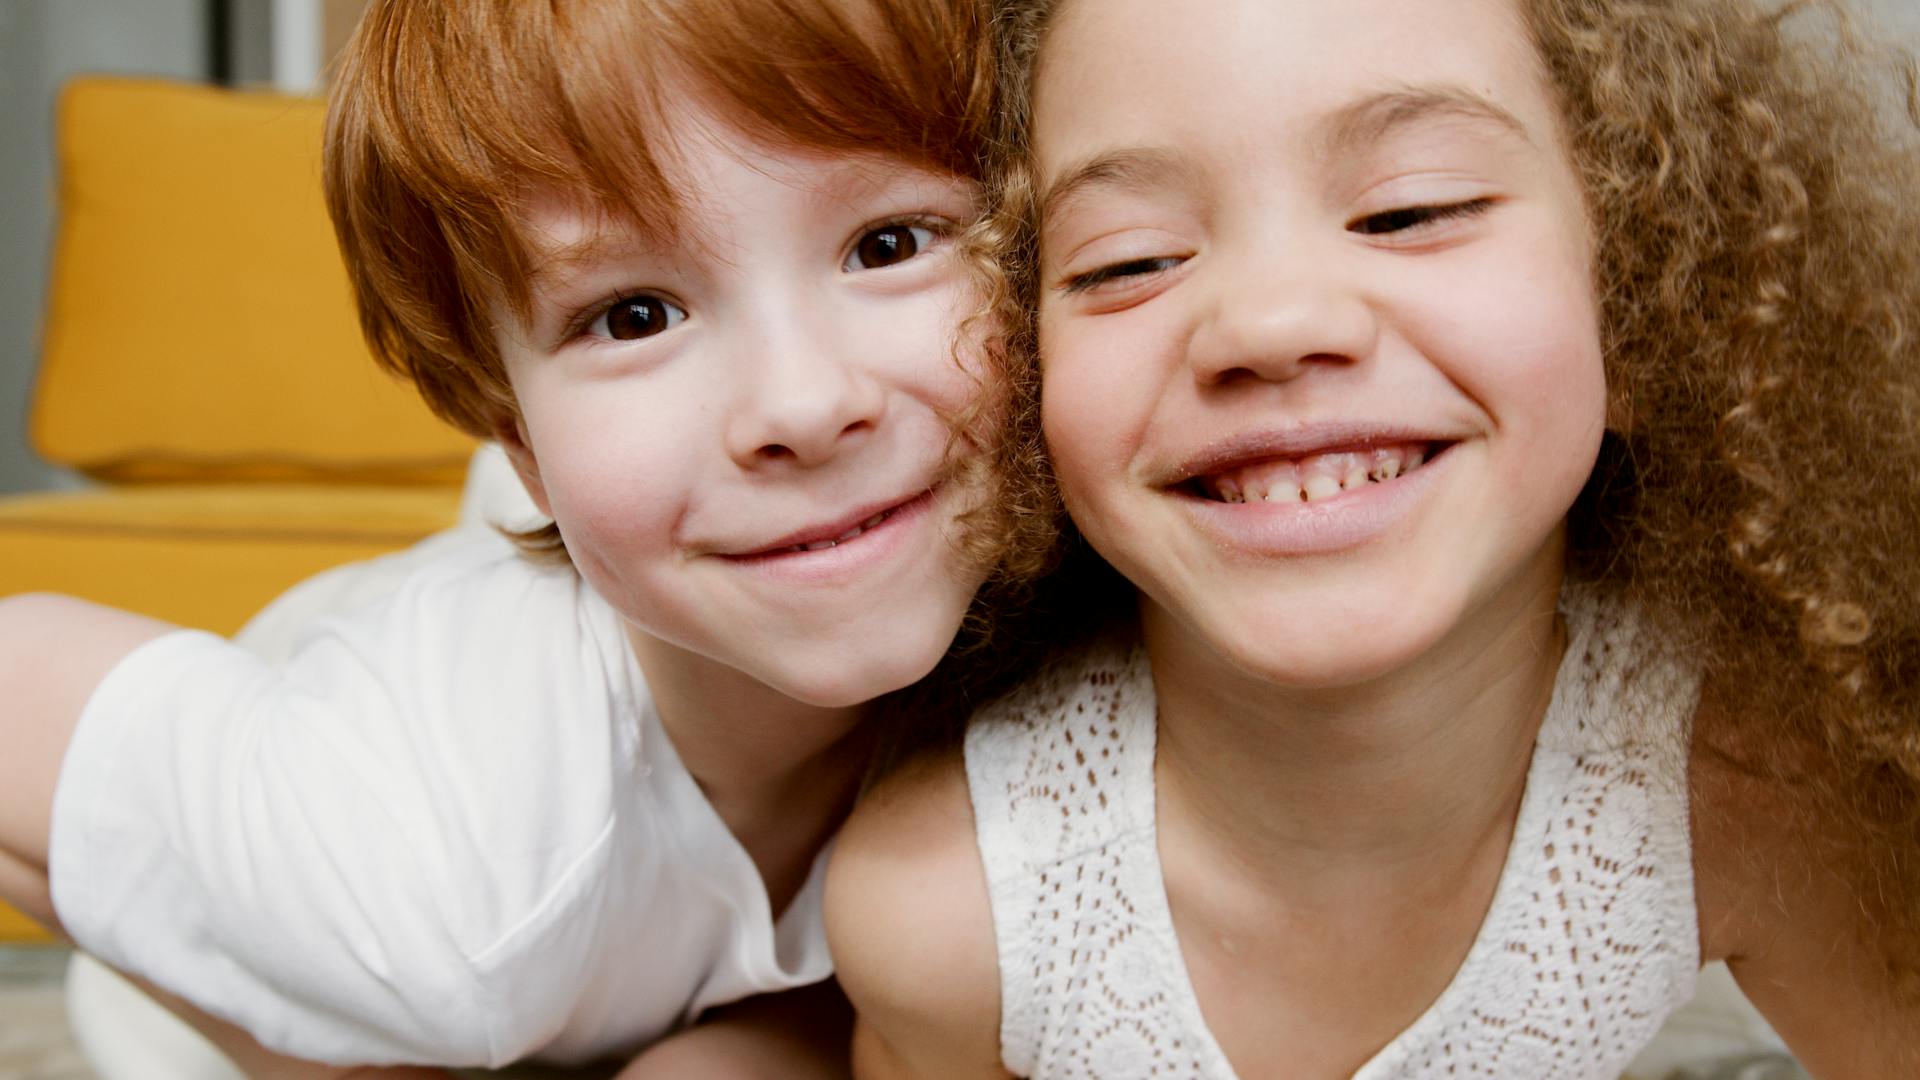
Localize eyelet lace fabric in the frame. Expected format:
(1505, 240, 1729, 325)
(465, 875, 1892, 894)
(965, 589, 1701, 1079)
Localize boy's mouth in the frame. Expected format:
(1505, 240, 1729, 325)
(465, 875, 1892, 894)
(731, 489, 935, 559)
(774, 505, 901, 554)
(1187, 441, 1442, 504)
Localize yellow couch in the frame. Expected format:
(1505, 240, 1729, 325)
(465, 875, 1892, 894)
(0, 78, 473, 943)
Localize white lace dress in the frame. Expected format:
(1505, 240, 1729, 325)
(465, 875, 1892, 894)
(965, 590, 1702, 1079)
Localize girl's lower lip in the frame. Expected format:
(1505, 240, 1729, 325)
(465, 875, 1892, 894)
(1173, 446, 1449, 556)
(719, 489, 936, 583)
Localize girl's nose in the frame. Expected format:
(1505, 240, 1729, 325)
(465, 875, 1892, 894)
(724, 318, 888, 469)
(1183, 260, 1378, 386)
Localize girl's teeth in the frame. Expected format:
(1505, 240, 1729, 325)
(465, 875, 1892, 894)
(1201, 442, 1432, 503)
(1302, 474, 1342, 502)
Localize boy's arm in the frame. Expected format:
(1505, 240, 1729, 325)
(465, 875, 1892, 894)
(824, 750, 1013, 1080)
(0, 595, 456, 1080)
(1691, 702, 1920, 1078)
(132, 974, 457, 1080)
(0, 593, 175, 925)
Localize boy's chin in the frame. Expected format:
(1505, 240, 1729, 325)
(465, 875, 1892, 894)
(766, 650, 947, 710)
(755, 623, 958, 709)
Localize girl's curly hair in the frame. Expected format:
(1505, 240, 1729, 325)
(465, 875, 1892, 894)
(978, 0, 1920, 812)
(1533, 0, 1920, 800)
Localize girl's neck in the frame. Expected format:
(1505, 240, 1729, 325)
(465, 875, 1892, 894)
(1145, 560, 1566, 895)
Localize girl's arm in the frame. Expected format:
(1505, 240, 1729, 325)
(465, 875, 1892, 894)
(1691, 701, 1920, 1078)
(617, 981, 853, 1080)
(824, 751, 1014, 1080)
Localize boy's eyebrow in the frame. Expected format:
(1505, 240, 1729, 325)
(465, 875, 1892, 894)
(525, 227, 674, 294)
(1037, 85, 1532, 235)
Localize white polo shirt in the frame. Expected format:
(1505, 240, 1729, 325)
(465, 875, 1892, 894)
(49, 529, 832, 1068)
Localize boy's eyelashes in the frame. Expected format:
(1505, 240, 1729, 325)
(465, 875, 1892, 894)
(546, 214, 960, 346)
(1053, 198, 1500, 295)
(842, 215, 953, 273)
(584, 292, 688, 342)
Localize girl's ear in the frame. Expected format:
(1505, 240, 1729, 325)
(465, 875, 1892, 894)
(493, 416, 554, 518)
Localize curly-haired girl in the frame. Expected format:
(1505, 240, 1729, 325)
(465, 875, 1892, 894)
(827, 0, 1920, 1076)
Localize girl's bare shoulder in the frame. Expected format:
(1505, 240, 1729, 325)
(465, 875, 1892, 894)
(1687, 689, 1920, 1076)
(825, 748, 1009, 1079)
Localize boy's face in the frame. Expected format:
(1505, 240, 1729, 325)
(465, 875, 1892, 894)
(493, 110, 990, 707)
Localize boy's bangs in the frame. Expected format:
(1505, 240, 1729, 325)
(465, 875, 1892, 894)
(343, 0, 986, 324)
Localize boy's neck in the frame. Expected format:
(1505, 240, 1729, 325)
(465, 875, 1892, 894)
(1145, 557, 1566, 896)
(624, 627, 875, 913)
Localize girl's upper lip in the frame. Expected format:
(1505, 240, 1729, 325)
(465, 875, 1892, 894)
(1160, 425, 1456, 485)
(721, 488, 933, 557)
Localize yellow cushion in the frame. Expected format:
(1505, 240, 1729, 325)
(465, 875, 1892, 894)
(0, 485, 462, 635)
(0, 903, 54, 945)
(31, 77, 473, 483)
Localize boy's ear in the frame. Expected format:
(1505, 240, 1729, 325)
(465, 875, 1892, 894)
(493, 416, 554, 518)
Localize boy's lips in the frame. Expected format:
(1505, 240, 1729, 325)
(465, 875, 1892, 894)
(720, 488, 936, 560)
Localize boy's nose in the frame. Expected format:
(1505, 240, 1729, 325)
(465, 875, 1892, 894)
(1183, 262, 1378, 386)
(724, 326, 887, 469)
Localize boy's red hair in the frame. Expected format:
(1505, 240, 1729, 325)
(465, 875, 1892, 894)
(324, 0, 992, 442)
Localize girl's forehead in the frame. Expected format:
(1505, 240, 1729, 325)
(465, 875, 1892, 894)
(1031, 0, 1554, 170)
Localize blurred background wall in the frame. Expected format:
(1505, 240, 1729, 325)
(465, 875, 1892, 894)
(0, 0, 367, 495)
(0, 0, 1913, 496)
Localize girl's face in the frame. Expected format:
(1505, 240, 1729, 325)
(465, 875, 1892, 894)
(495, 103, 990, 707)
(1034, 0, 1607, 688)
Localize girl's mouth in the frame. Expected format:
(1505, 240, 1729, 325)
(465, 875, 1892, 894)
(1187, 441, 1445, 504)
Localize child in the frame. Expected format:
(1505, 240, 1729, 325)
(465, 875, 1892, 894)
(0, 0, 1016, 1072)
(827, 0, 1920, 1076)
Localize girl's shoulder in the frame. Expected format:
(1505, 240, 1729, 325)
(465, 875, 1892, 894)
(1686, 689, 1920, 1075)
(826, 746, 1011, 1077)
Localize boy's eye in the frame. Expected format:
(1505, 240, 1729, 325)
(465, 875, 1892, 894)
(590, 293, 687, 341)
(1349, 198, 1495, 236)
(845, 224, 937, 271)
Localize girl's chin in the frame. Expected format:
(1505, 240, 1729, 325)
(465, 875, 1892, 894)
(1148, 592, 1463, 692)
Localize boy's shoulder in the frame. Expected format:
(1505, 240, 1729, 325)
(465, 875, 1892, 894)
(241, 525, 604, 666)
(826, 748, 1007, 1077)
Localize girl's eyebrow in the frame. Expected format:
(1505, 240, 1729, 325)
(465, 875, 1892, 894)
(1322, 85, 1535, 156)
(1038, 84, 1533, 235)
(1039, 147, 1201, 235)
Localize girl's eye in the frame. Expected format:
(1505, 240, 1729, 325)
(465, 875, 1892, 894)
(1061, 255, 1186, 295)
(845, 224, 937, 271)
(1349, 198, 1495, 236)
(589, 293, 687, 341)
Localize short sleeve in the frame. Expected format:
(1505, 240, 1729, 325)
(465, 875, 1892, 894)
(48, 549, 637, 1067)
